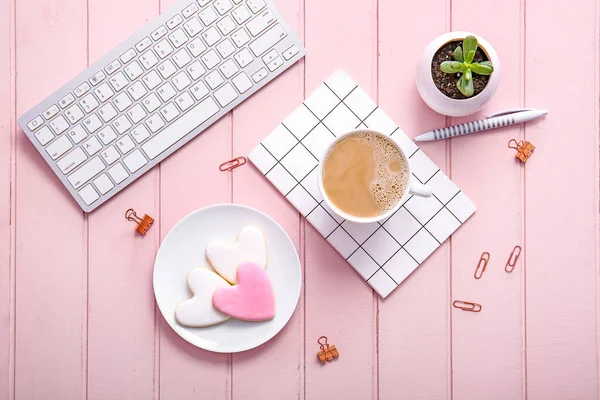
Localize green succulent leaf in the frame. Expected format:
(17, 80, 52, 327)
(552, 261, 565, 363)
(464, 68, 472, 81)
(470, 62, 494, 75)
(440, 61, 465, 74)
(457, 74, 474, 97)
(453, 46, 464, 62)
(466, 49, 475, 64)
(462, 35, 478, 60)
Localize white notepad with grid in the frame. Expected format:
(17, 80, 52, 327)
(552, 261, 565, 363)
(248, 71, 476, 298)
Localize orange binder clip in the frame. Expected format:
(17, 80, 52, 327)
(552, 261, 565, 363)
(125, 209, 154, 235)
(219, 156, 247, 171)
(505, 245, 522, 273)
(508, 139, 535, 163)
(474, 252, 490, 279)
(453, 300, 482, 313)
(317, 336, 339, 363)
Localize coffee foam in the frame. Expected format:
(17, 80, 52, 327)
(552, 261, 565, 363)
(350, 133, 408, 214)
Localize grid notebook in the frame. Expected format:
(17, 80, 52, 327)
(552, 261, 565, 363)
(249, 71, 476, 298)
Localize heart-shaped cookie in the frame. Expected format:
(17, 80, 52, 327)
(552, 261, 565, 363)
(213, 262, 276, 322)
(175, 268, 231, 327)
(206, 226, 267, 284)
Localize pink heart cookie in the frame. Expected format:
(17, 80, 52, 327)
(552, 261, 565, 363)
(212, 262, 275, 322)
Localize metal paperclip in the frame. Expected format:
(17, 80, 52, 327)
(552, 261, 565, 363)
(125, 209, 154, 235)
(453, 300, 482, 313)
(317, 336, 339, 363)
(508, 139, 535, 163)
(219, 156, 247, 171)
(505, 245, 522, 273)
(474, 252, 490, 279)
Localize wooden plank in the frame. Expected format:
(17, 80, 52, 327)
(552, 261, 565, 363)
(524, 0, 599, 398)
(377, 0, 451, 398)
(0, 0, 14, 398)
(157, 0, 230, 398)
(14, 0, 87, 397)
(303, 0, 377, 398)
(86, 0, 159, 398)
(450, 0, 525, 398)
(230, 0, 303, 395)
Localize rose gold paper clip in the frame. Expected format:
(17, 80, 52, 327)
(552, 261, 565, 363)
(505, 245, 522, 273)
(317, 336, 339, 363)
(474, 252, 490, 279)
(453, 300, 482, 313)
(219, 156, 247, 171)
(125, 209, 154, 235)
(508, 139, 535, 163)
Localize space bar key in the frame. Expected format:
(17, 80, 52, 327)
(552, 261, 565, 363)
(142, 97, 220, 160)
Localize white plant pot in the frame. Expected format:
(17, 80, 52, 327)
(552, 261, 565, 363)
(416, 31, 501, 117)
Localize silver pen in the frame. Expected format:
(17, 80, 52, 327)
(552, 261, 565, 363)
(414, 108, 548, 142)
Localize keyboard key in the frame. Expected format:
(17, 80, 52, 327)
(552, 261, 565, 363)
(160, 103, 180, 122)
(46, 135, 73, 160)
(182, 3, 199, 18)
(140, 50, 159, 69)
(184, 17, 203, 37)
(232, 72, 252, 93)
(93, 174, 114, 195)
(142, 93, 162, 113)
(187, 60, 206, 80)
(101, 146, 120, 165)
(167, 14, 184, 30)
(175, 92, 194, 111)
(82, 137, 103, 156)
(216, 39, 235, 58)
(142, 70, 162, 89)
(231, 28, 250, 47)
(214, 0, 233, 14)
(201, 49, 220, 69)
(108, 163, 129, 184)
(125, 61, 144, 80)
(157, 60, 176, 79)
(202, 27, 222, 46)
(79, 184, 100, 205)
(75, 82, 91, 97)
(173, 71, 192, 90)
(142, 97, 219, 159)
(136, 37, 153, 52)
(59, 94, 75, 108)
(262, 49, 278, 64)
(191, 81, 209, 100)
(127, 81, 148, 101)
(199, 0, 212, 6)
(206, 70, 225, 89)
(99, 103, 118, 122)
(155, 39, 174, 59)
(94, 83, 115, 102)
(173, 48, 193, 68)
(151, 26, 168, 41)
(247, 10, 275, 36)
(214, 83, 238, 107)
(232, 0, 243, 4)
(120, 48, 137, 63)
(146, 113, 166, 133)
(232, 5, 251, 24)
(57, 148, 87, 174)
(234, 48, 254, 67)
(105, 60, 121, 75)
(83, 115, 103, 133)
(157, 82, 177, 101)
(65, 104, 84, 123)
(68, 156, 104, 189)
(169, 28, 188, 48)
(116, 135, 135, 155)
(90, 71, 107, 86)
(113, 114, 132, 134)
(249, 23, 286, 56)
(43, 105, 59, 120)
(252, 67, 268, 82)
(267, 56, 283, 71)
(98, 126, 118, 145)
(109, 72, 129, 91)
(217, 16, 236, 35)
(219, 59, 239, 78)
(27, 116, 44, 131)
(131, 125, 151, 143)
(187, 38, 207, 57)
(50, 115, 70, 135)
(81, 94, 100, 112)
(127, 104, 147, 123)
(199, 7, 219, 26)
(35, 126, 54, 145)
(113, 92, 133, 112)
(123, 149, 148, 173)
(68, 125, 87, 144)
(283, 45, 299, 60)
(247, 0, 266, 13)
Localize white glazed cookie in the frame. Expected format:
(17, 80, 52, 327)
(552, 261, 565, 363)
(205, 226, 267, 284)
(175, 268, 231, 327)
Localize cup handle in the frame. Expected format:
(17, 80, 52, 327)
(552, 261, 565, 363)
(409, 181, 433, 198)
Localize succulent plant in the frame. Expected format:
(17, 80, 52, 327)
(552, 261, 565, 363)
(440, 35, 494, 97)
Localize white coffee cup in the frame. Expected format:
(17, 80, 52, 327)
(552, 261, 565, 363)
(318, 129, 433, 224)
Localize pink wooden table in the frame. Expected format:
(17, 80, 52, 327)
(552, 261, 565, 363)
(1, 0, 599, 398)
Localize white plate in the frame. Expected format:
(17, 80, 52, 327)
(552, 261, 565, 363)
(153, 204, 302, 353)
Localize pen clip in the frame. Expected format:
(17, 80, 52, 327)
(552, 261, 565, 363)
(486, 108, 537, 118)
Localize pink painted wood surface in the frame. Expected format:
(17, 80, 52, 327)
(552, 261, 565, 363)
(1, 0, 599, 399)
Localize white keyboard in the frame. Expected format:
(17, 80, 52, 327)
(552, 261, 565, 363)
(18, 0, 305, 212)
